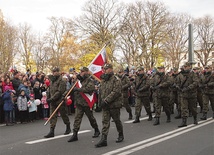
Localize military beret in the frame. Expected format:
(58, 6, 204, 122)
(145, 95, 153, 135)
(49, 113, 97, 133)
(80, 67, 89, 72)
(183, 62, 191, 67)
(193, 67, 200, 70)
(52, 67, 60, 72)
(157, 65, 165, 69)
(103, 63, 113, 69)
(137, 66, 144, 71)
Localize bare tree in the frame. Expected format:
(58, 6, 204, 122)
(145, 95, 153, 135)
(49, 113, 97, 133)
(17, 23, 35, 71)
(44, 17, 77, 71)
(194, 15, 214, 67)
(76, 0, 123, 62)
(162, 14, 192, 69)
(0, 11, 17, 73)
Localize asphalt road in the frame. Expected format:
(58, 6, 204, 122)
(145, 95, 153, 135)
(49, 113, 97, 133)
(0, 106, 214, 155)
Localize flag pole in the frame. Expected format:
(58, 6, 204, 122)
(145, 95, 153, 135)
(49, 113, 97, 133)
(44, 81, 77, 126)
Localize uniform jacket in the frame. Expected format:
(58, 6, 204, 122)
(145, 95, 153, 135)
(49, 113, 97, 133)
(99, 73, 122, 109)
(47, 75, 66, 105)
(177, 71, 199, 98)
(119, 74, 131, 98)
(201, 72, 214, 94)
(151, 72, 172, 98)
(135, 73, 150, 97)
(74, 75, 95, 107)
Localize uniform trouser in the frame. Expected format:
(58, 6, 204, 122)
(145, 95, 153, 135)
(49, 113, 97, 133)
(155, 97, 170, 117)
(197, 91, 203, 110)
(102, 108, 123, 136)
(169, 91, 178, 112)
(73, 105, 98, 132)
(181, 97, 197, 118)
(202, 94, 214, 113)
(135, 96, 151, 117)
(177, 93, 182, 111)
(123, 97, 132, 114)
(50, 103, 70, 128)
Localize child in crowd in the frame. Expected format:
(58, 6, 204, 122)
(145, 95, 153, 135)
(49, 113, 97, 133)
(2, 86, 14, 126)
(41, 91, 49, 120)
(17, 89, 28, 123)
(28, 94, 37, 122)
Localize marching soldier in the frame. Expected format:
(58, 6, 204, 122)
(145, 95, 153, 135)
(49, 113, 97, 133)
(133, 66, 152, 123)
(44, 67, 71, 138)
(67, 67, 100, 142)
(95, 63, 124, 148)
(200, 66, 214, 120)
(117, 68, 133, 120)
(150, 66, 172, 125)
(177, 62, 199, 127)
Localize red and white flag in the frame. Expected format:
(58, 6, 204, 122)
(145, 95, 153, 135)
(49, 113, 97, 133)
(76, 80, 97, 109)
(88, 48, 107, 80)
(76, 47, 107, 109)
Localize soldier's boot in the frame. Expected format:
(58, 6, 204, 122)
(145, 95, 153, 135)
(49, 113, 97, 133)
(116, 132, 124, 143)
(147, 113, 153, 121)
(174, 110, 181, 119)
(200, 113, 207, 120)
(193, 116, 198, 125)
(153, 117, 160, 125)
(166, 115, 171, 123)
(128, 112, 133, 120)
(95, 135, 107, 147)
(67, 130, 78, 142)
(132, 116, 140, 123)
(44, 127, 55, 138)
(92, 128, 100, 138)
(64, 123, 71, 135)
(178, 118, 187, 128)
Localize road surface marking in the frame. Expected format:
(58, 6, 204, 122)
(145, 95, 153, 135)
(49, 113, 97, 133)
(103, 118, 214, 155)
(124, 115, 155, 124)
(25, 130, 91, 144)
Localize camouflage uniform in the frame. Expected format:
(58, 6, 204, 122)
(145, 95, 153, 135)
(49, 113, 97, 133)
(200, 67, 214, 120)
(117, 72, 132, 120)
(133, 71, 152, 123)
(72, 74, 99, 132)
(95, 63, 123, 147)
(177, 63, 199, 127)
(47, 75, 70, 128)
(151, 67, 173, 125)
(169, 73, 178, 114)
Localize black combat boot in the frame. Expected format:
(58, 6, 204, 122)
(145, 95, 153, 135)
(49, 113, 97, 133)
(153, 117, 160, 125)
(193, 116, 198, 125)
(132, 116, 140, 123)
(67, 130, 78, 142)
(92, 128, 100, 138)
(166, 115, 171, 123)
(44, 127, 55, 138)
(147, 114, 152, 121)
(128, 112, 133, 120)
(200, 113, 207, 120)
(174, 110, 181, 119)
(64, 123, 71, 135)
(116, 132, 124, 143)
(95, 135, 107, 147)
(178, 118, 187, 127)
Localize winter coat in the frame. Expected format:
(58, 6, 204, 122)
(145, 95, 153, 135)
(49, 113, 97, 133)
(2, 90, 14, 111)
(17, 95, 28, 111)
(41, 96, 49, 109)
(28, 100, 37, 113)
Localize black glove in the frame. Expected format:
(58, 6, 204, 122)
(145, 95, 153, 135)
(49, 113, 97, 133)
(101, 100, 108, 108)
(73, 87, 80, 92)
(47, 98, 53, 104)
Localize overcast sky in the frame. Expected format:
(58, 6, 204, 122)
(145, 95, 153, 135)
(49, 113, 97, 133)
(0, 0, 213, 32)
